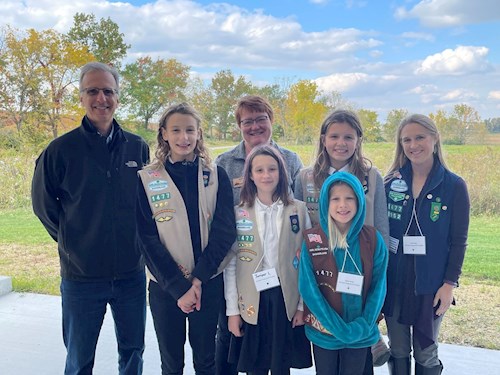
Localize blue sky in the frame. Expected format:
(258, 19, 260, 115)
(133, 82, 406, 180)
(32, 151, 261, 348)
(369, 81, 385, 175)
(2, 0, 500, 121)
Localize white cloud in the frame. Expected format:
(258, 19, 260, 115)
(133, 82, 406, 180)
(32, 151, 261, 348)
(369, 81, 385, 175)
(395, 0, 500, 28)
(415, 45, 490, 75)
(314, 73, 370, 92)
(488, 91, 500, 100)
(401, 32, 435, 42)
(441, 88, 478, 101)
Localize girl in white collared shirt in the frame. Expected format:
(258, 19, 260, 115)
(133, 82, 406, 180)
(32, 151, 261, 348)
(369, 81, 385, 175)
(224, 144, 312, 375)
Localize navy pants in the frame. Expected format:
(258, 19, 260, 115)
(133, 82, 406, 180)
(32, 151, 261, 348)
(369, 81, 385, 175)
(149, 274, 223, 375)
(313, 345, 369, 375)
(60, 272, 146, 375)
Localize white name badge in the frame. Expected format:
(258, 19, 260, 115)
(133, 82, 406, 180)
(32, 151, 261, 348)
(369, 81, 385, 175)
(252, 267, 280, 292)
(336, 272, 364, 296)
(403, 235, 426, 255)
(389, 236, 400, 254)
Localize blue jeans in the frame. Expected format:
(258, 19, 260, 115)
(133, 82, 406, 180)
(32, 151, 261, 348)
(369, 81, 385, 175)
(60, 272, 146, 375)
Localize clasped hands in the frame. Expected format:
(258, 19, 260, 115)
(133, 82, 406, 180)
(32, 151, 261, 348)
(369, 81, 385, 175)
(177, 277, 202, 313)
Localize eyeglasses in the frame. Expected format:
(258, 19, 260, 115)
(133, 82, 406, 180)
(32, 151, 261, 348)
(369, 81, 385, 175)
(80, 87, 118, 97)
(240, 115, 269, 128)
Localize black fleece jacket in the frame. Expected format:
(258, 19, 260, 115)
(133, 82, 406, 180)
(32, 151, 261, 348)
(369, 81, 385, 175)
(32, 116, 149, 281)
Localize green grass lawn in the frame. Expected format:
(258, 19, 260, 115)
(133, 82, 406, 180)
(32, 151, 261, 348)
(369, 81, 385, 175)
(1, 208, 498, 292)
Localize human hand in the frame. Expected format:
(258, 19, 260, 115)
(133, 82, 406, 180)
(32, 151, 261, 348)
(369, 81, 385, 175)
(191, 278, 202, 311)
(292, 310, 304, 327)
(433, 283, 454, 316)
(228, 315, 244, 337)
(177, 287, 198, 313)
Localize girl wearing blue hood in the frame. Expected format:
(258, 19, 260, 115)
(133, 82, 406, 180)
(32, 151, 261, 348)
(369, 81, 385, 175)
(299, 172, 388, 375)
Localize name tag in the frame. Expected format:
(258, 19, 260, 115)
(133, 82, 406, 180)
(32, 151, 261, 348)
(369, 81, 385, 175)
(389, 236, 399, 254)
(252, 267, 280, 292)
(403, 235, 426, 255)
(336, 272, 364, 296)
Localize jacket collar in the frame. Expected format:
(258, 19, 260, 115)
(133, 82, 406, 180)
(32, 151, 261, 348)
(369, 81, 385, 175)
(80, 116, 126, 148)
(400, 156, 445, 195)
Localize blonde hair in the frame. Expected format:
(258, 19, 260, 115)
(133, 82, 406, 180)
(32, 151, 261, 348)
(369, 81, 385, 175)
(385, 114, 447, 183)
(326, 181, 354, 250)
(150, 102, 212, 169)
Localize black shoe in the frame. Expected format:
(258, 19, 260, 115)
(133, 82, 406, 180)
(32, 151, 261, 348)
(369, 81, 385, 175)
(415, 360, 443, 375)
(387, 356, 410, 375)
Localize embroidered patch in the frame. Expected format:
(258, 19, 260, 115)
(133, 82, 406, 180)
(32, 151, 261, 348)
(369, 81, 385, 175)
(306, 196, 319, 203)
(308, 233, 322, 243)
(237, 208, 250, 218)
(430, 201, 441, 222)
(236, 219, 253, 231)
(155, 215, 173, 222)
(146, 170, 161, 177)
(151, 193, 170, 202)
(148, 180, 169, 191)
(203, 171, 210, 187)
(390, 179, 408, 193)
(388, 203, 403, 213)
(247, 306, 255, 316)
(388, 211, 402, 220)
(389, 191, 406, 202)
(237, 234, 254, 242)
(290, 214, 300, 233)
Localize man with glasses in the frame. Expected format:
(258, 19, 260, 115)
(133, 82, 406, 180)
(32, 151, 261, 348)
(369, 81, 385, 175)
(32, 62, 149, 375)
(214, 95, 303, 374)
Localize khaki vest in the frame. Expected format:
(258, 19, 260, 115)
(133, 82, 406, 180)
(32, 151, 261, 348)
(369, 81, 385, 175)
(234, 200, 308, 325)
(299, 167, 379, 227)
(138, 161, 230, 281)
(302, 225, 376, 335)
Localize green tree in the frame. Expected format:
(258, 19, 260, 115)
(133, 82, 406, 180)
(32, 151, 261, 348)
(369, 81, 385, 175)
(1, 27, 93, 139)
(284, 80, 327, 142)
(484, 118, 500, 133)
(255, 80, 292, 140)
(429, 109, 453, 143)
(450, 104, 486, 144)
(67, 13, 129, 68)
(357, 109, 383, 142)
(384, 109, 408, 142)
(208, 69, 255, 140)
(121, 56, 190, 130)
(0, 26, 41, 132)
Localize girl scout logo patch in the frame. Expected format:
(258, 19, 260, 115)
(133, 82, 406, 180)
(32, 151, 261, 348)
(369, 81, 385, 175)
(148, 180, 168, 191)
(236, 219, 253, 231)
(390, 179, 408, 192)
(430, 201, 441, 222)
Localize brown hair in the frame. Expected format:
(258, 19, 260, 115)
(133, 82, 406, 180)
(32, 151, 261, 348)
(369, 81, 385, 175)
(239, 144, 292, 207)
(312, 109, 371, 189)
(235, 95, 274, 126)
(385, 113, 447, 183)
(152, 102, 211, 168)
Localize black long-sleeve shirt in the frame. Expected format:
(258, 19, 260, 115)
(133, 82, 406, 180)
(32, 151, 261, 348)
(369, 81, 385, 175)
(136, 158, 236, 300)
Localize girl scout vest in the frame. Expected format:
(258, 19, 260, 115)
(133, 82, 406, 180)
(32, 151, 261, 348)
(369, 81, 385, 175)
(234, 200, 308, 325)
(138, 160, 229, 281)
(300, 167, 378, 227)
(302, 225, 376, 335)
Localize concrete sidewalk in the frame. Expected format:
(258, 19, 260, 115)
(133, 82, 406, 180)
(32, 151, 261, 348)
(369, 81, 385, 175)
(1, 291, 499, 374)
